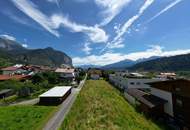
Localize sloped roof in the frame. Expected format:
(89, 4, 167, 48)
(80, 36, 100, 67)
(0, 75, 31, 81)
(1, 66, 20, 71)
(55, 68, 75, 73)
(127, 89, 167, 108)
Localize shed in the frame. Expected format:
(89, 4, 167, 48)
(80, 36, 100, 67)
(39, 86, 72, 105)
(0, 89, 13, 99)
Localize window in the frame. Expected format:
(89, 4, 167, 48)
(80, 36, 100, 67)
(175, 87, 181, 92)
(176, 98, 183, 107)
(130, 82, 135, 85)
(136, 82, 141, 85)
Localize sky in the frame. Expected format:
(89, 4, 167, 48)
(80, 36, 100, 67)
(0, 0, 190, 66)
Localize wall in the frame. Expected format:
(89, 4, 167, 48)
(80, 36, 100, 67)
(151, 87, 174, 117)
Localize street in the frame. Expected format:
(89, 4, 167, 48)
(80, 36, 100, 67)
(43, 75, 87, 130)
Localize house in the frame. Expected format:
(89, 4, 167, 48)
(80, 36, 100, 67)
(0, 89, 13, 99)
(90, 74, 100, 80)
(109, 73, 165, 91)
(39, 86, 72, 105)
(148, 79, 190, 130)
(55, 68, 75, 81)
(157, 72, 176, 79)
(124, 88, 167, 117)
(0, 75, 31, 82)
(88, 69, 102, 80)
(1, 66, 26, 75)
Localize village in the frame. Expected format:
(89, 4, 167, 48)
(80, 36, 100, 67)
(0, 63, 190, 130)
(0, 64, 86, 106)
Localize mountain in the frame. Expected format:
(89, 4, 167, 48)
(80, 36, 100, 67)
(102, 59, 134, 70)
(102, 56, 160, 70)
(128, 53, 190, 71)
(77, 64, 101, 69)
(0, 38, 72, 67)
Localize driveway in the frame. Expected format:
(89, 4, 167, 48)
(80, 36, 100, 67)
(43, 75, 87, 130)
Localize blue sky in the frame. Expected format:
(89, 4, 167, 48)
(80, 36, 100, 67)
(0, 0, 190, 65)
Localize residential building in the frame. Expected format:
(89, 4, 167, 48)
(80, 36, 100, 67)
(109, 73, 165, 91)
(148, 79, 190, 130)
(90, 74, 100, 80)
(1, 66, 26, 75)
(124, 88, 167, 117)
(39, 86, 72, 105)
(55, 68, 75, 81)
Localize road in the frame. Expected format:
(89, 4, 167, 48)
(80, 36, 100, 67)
(10, 98, 39, 106)
(43, 75, 87, 130)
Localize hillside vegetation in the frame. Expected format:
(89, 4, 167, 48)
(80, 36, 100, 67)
(129, 53, 190, 71)
(0, 106, 56, 130)
(61, 80, 168, 130)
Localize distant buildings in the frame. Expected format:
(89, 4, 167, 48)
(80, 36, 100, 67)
(39, 86, 72, 105)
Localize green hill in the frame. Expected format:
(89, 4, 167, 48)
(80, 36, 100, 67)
(129, 53, 190, 71)
(61, 80, 168, 130)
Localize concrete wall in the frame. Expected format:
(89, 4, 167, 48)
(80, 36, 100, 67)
(151, 87, 174, 117)
(124, 92, 136, 105)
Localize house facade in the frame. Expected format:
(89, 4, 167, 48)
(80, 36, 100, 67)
(109, 73, 165, 91)
(148, 79, 190, 130)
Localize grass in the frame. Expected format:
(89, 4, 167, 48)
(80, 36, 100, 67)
(61, 80, 168, 130)
(0, 105, 56, 130)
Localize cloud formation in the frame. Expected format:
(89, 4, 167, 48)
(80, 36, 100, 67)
(11, 0, 108, 43)
(82, 42, 92, 55)
(73, 45, 190, 66)
(0, 34, 16, 41)
(104, 0, 154, 50)
(147, 0, 183, 23)
(95, 0, 132, 26)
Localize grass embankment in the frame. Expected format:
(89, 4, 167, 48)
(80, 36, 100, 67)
(0, 106, 56, 130)
(61, 80, 168, 130)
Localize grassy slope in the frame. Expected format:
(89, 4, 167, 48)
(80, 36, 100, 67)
(61, 80, 167, 130)
(0, 106, 56, 130)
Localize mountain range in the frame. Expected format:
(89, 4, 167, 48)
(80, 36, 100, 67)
(101, 56, 160, 70)
(0, 37, 72, 67)
(128, 53, 190, 71)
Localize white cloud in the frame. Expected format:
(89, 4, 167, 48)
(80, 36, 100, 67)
(73, 45, 190, 66)
(11, 0, 108, 43)
(147, 0, 183, 23)
(0, 34, 16, 41)
(22, 44, 28, 48)
(12, 0, 59, 37)
(82, 42, 92, 55)
(105, 0, 154, 49)
(51, 14, 108, 43)
(95, 0, 132, 26)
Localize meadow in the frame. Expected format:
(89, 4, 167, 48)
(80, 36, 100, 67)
(0, 106, 56, 130)
(61, 80, 168, 130)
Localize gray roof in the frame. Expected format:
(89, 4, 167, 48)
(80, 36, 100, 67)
(39, 86, 71, 97)
(0, 89, 12, 95)
(127, 88, 167, 108)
